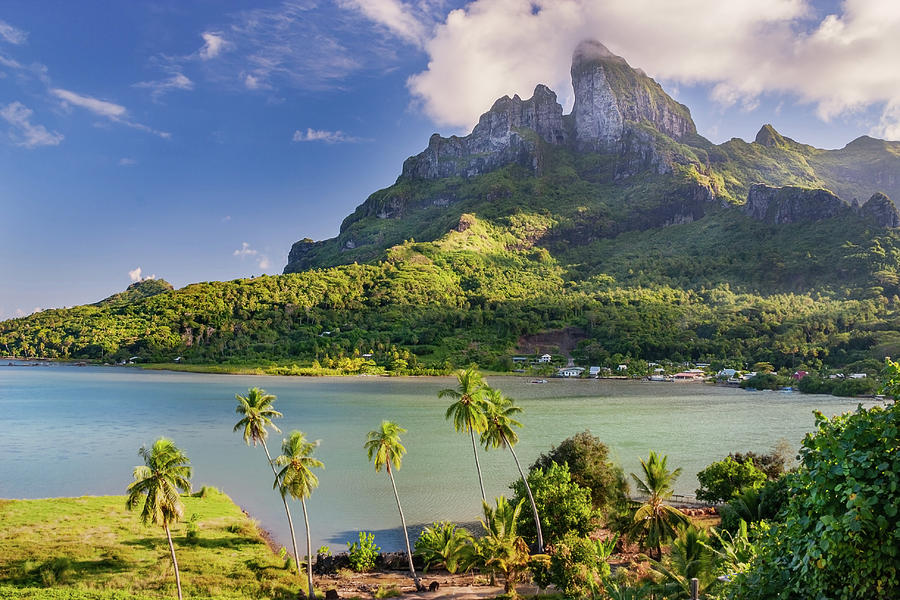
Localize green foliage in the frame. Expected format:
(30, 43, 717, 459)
(649, 525, 718, 599)
(510, 462, 599, 545)
(316, 545, 331, 557)
(473, 498, 534, 596)
(627, 452, 690, 560)
(529, 431, 628, 513)
(374, 584, 401, 599)
(880, 357, 900, 400)
(729, 402, 900, 599)
(413, 522, 474, 573)
(347, 532, 380, 573)
(739, 373, 792, 391)
(695, 456, 767, 504)
(719, 477, 789, 533)
(727, 448, 790, 481)
(536, 533, 616, 598)
(184, 513, 200, 545)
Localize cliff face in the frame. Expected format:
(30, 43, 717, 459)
(743, 184, 900, 228)
(570, 40, 695, 150)
(401, 85, 565, 180)
(400, 40, 694, 181)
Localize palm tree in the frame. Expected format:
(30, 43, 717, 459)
(365, 420, 423, 591)
(126, 438, 192, 600)
(439, 366, 489, 502)
(274, 431, 324, 600)
(480, 387, 544, 553)
(628, 451, 690, 560)
(477, 497, 533, 597)
(648, 524, 718, 598)
(232, 387, 304, 579)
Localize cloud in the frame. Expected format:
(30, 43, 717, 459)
(128, 267, 157, 282)
(337, 0, 431, 47)
(292, 127, 367, 143)
(134, 72, 194, 99)
(14, 307, 42, 318)
(233, 242, 271, 270)
(0, 101, 64, 148)
(118, 157, 137, 166)
(233, 242, 258, 257)
(0, 19, 27, 45)
(199, 32, 229, 60)
(401, 0, 900, 140)
(51, 88, 171, 138)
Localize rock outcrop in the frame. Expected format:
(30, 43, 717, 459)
(401, 40, 695, 180)
(570, 40, 696, 150)
(859, 192, 900, 228)
(743, 185, 900, 228)
(401, 84, 565, 180)
(742, 185, 848, 224)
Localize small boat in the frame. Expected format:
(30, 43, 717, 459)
(648, 375, 668, 382)
(530, 379, 548, 384)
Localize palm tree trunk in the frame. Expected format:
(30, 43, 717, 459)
(469, 426, 487, 503)
(504, 434, 543, 553)
(164, 523, 183, 600)
(301, 499, 316, 600)
(261, 439, 303, 579)
(387, 464, 421, 590)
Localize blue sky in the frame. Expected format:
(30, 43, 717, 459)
(2, 0, 899, 320)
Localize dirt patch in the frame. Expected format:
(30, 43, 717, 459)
(517, 327, 587, 357)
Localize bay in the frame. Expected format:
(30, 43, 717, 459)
(0, 364, 870, 551)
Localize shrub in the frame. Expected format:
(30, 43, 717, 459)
(535, 532, 616, 597)
(38, 557, 73, 587)
(729, 402, 900, 599)
(316, 545, 331, 557)
(185, 513, 200, 544)
(414, 521, 474, 573)
(739, 373, 791, 390)
(530, 431, 628, 512)
(511, 461, 600, 545)
(374, 584, 401, 599)
(695, 456, 767, 504)
(348, 532, 380, 573)
(719, 477, 789, 533)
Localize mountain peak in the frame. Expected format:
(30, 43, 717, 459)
(755, 124, 787, 148)
(571, 40, 626, 68)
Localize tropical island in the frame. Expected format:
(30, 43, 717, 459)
(3, 41, 900, 387)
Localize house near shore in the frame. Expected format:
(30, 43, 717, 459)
(617, 364, 628, 371)
(849, 373, 868, 379)
(589, 366, 602, 377)
(539, 354, 553, 363)
(673, 370, 705, 381)
(718, 368, 738, 379)
(558, 366, 585, 377)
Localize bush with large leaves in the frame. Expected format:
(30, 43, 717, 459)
(530, 431, 628, 512)
(729, 402, 900, 599)
(510, 461, 600, 546)
(695, 456, 767, 504)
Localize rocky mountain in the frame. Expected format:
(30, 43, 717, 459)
(285, 40, 900, 275)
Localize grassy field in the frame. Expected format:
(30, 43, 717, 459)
(0, 489, 304, 599)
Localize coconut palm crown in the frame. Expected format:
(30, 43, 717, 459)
(126, 438, 192, 527)
(233, 387, 282, 446)
(365, 420, 407, 472)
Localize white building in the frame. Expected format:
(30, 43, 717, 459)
(558, 366, 585, 377)
(589, 366, 602, 377)
(539, 354, 553, 363)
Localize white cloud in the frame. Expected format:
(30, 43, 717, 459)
(257, 256, 272, 269)
(118, 157, 137, 166)
(52, 88, 126, 118)
(0, 101, 63, 148)
(51, 88, 171, 138)
(337, 0, 431, 47)
(292, 127, 366, 143)
(199, 32, 229, 60)
(134, 72, 194, 99)
(129, 267, 142, 282)
(0, 20, 27, 45)
(401, 0, 900, 140)
(233, 242, 258, 257)
(14, 307, 42, 317)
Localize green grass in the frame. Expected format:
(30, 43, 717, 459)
(0, 491, 304, 599)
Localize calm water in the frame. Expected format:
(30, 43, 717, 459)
(0, 364, 870, 551)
